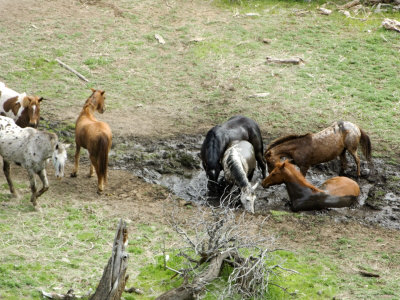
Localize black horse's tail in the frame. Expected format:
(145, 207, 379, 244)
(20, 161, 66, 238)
(359, 128, 372, 162)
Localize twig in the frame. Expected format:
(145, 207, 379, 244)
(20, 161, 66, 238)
(359, 270, 380, 277)
(55, 58, 89, 82)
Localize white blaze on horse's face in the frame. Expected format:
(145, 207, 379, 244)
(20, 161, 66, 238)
(52, 143, 69, 179)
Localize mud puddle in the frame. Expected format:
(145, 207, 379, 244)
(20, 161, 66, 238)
(110, 135, 400, 230)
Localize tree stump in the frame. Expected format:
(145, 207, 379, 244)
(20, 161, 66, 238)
(89, 219, 129, 300)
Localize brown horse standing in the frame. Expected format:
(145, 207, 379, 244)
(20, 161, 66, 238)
(261, 160, 360, 211)
(71, 89, 112, 193)
(265, 121, 372, 176)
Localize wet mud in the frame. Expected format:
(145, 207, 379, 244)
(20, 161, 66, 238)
(110, 135, 399, 230)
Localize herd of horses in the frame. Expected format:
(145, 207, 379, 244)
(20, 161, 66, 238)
(0, 81, 373, 213)
(0, 82, 111, 206)
(201, 116, 372, 213)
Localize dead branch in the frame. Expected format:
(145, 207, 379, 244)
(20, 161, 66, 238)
(89, 219, 129, 300)
(55, 59, 89, 82)
(124, 286, 144, 294)
(382, 18, 400, 33)
(266, 56, 304, 65)
(157, 197, 290, 299)
(339, 0, 361, 10)
(41, 289, 81, 299)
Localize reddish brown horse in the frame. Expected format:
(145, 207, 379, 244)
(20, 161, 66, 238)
(265, 121, 372, 176)
(262, 160, 360, 211)
(71, 89, 112, 193)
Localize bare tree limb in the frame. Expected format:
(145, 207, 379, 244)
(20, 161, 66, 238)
(55, 58, 89, 82)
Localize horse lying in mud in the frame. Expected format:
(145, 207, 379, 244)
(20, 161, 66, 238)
(0, 81, 42, 128)
(261, 160, 360, 212)
(0, 116, 68, 207)
(71, 89, 112, 193)
(264, 121, 372, 177)
(200, 115, 266, 190)
(222, 140, 259, 214)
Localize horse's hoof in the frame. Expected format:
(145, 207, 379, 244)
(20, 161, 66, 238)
(97, 189, 103, 195)
(70, 172, 77, 178)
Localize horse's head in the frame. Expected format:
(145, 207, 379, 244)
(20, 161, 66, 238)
(21, 95, 42, 128)
(52, 143, 70, 179)
(262, 160, 288, 188)
(265, 150, 279, 173)
(87, 88, 106, 114)
(240, 182, 259, 214)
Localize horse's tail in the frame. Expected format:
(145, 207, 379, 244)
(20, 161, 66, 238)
(359, 128, 372, 162)
(97, 134, 110, 182)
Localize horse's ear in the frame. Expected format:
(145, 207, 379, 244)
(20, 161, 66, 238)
(90, 88, 96, 93)
(100, 90, 105, 96)
(38, 97, 44, 102)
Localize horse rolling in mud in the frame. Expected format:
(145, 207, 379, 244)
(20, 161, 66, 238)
(264, 121, 372, 177)
(222, 141, 259, 214)
(71, 89, 112, 193)
(200, 115, 266, 191)
(262, 160, 360, 212)
(0, 116, 68, 207)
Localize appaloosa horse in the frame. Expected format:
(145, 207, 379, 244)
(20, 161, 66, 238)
(0, 81, 42, 128)
(265, 121, 372, 177)
(0, 116, 68, 206)
(222, 140, 259, 213)
(71, 89, 112, 193)
(262, 160, 360, 212)
(200, 115, 266, 189)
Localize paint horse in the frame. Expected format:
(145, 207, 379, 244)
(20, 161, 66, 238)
(262, 160, 360, 212)
(0, 81, 42, 128)
(222, 141, 259, 213)
(0, 116, 68, 206)
(265, 121, 372, 177)
(71, 89, 112, 193)
(200, 115, 266, 190)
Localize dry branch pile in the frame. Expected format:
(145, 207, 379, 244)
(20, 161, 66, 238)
(157, 197, 297, 299)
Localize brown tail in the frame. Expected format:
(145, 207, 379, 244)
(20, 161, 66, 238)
(97, 134, 110, 182)
(360, 128, 372, 162)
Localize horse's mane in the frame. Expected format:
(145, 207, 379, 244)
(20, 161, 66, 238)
(224, 147, 248, 188)
(266, 134, 311, 151)
(204, 127, 222, 167)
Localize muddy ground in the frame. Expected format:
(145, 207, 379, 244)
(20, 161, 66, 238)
(107, 133, 400, 230)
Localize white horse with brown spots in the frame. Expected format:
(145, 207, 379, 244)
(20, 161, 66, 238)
(0, 81, 42, 128)
(0, 116, 68, 207)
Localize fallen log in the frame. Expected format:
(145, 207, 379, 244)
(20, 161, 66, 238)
(266, 56, 304, 65)
(89, 219, 129, 300)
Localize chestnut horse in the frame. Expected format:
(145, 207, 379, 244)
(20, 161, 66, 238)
(262, 160, 360, 212)
(71, 89, 112, 193)
(200, 115, 266, 190)
(265, 121, 372, 176)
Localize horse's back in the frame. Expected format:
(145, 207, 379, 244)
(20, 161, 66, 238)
(320, 176, 360, 197)
(230, 140, 256, 171)
(76, 116, 111, 148)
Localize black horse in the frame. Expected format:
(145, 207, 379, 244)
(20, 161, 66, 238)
(200, 115, 266, 188)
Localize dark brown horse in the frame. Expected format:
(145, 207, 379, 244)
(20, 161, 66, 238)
(261, 160, 360, 212)
(71, 89, 112, 193)
(200, 115, 266, 189)
(265, 121, 372, 176)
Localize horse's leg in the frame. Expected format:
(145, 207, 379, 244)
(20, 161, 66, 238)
(348, 148, 361, 177)
(27, 170, 38, 206)
(255, 152, 266, 178)
(71, 144, 81, 177)
(247, 169, 255, 182)
(3, 160, 18, 197)
(90, 155, 103, 193)
(88, 163, 94, 178)
(339, 150, 348, 175)
(35, 169, 49, 198)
